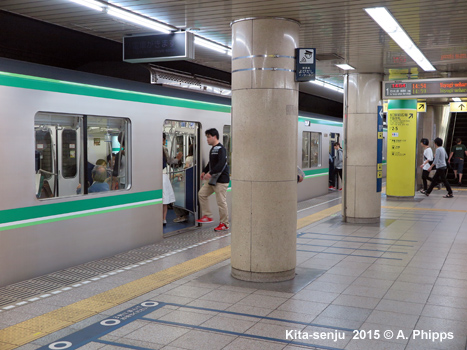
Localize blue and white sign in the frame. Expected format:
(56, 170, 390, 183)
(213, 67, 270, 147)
(295, 48, 316, 82)
(377, 106, 383, 193)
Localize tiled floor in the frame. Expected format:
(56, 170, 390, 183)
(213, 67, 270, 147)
(4, 188, 467, 350)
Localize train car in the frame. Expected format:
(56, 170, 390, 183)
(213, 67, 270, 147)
(0, 59, 355, 287)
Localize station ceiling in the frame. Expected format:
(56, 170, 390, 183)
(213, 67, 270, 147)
(2, 0, 466, 101)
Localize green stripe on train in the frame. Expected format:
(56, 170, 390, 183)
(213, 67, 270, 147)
(304, 168, 329, 178)
(298, 117, 343, 127)
(1, 201, 162, 231)
(0, 190, 162, 225)
(0, 72, 231, 113)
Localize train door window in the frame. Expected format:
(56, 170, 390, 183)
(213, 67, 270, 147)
(61, 129, 77, 178)
(302, 131, 321, 169)
(223, 125, 232, 173)
(35, 113, 131, 199)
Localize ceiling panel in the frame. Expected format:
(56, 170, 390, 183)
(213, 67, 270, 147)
(2, 0, 467, 92)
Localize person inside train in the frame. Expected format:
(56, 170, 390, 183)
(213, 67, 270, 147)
(112, 132, 126, 190)
(333, 142, 343, 190)
(173, 144, 194, 223)
(419, 138, 434, 193)
(162, 133, 183, 226)
(196, 128, 230, 231)
(447, 138, 467, 186)
(328, 152, 335, 189)
(424, 137, 453, 198)
(76, 165, 110, 194)
(297, 166, 305, 183)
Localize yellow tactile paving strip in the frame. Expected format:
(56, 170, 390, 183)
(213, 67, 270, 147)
(382, 206, 467, 213)
(297, 204, 342, 230)
(1, 200, 464, 349)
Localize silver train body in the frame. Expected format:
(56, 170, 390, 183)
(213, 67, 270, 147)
(0, 65, 386, 287)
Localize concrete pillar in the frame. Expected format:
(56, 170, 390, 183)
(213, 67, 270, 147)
(343, 73, 382, 224)
(230, 17, 299, 282)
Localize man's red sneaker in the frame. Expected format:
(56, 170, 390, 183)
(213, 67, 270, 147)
(196, 215, 213, 223)
(214, 223, 229, 231)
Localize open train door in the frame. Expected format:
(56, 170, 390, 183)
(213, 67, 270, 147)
(163, 120, 200, 234)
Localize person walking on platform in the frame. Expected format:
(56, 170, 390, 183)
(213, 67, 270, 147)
(424, 137, 453, 198)
(419, 138, 434, 193)
(196, 128, 230, 231)
(333, 142, 343, 190)
(447, 138, 467, 186)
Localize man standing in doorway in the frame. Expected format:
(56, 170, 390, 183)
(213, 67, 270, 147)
(447, 138, 467, 186)
(197, 128, 230, 231)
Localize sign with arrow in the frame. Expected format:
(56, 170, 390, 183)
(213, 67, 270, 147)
(417, 102, 426, 112)
(295, 48, 316, 82)
(450, 102, 467, 112)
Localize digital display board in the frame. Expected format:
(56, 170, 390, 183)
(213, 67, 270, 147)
(383, 78, 467, 99)
(123, 32, 194, 63)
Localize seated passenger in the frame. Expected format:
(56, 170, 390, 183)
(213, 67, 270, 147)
(76, 165, 110, 194)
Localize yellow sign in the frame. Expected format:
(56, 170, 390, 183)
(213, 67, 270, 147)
(417, 102, 426, 112)
(450, 102, 467, 112)
(377, 163, 383, 171)
(377, 171, 382, 179)
(378, 132, 383, 139)
(383, 102, 388, 113)
(387, 100, 417, 197)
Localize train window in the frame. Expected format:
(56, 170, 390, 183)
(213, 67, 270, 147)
(35, 113, 131, 199)
(302, 131, 321, 169)
(87, 117, 131, 191)
(223, 125, 232, 174)
(61, 129, 77, 178)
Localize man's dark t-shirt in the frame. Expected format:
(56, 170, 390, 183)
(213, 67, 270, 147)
(203, 143, 230, 183)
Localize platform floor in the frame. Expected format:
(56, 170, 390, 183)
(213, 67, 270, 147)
(1, 187, 467, 350)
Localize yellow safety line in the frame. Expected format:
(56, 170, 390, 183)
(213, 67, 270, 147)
(0, 204, 348, 349)
(297, 204, 342, 229)
(382, 205, 467, 213)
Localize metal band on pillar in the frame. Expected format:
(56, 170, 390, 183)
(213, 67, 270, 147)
(230, 17, 300, 282)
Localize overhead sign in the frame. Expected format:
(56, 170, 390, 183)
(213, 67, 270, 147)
(295, 48, 316, 82)
(417, 102, 426, 112)
(123, 32, 194, 63)
(383, 78, 467, 99)
(386, 100, 417, 197)
(450, 102, 467, 112)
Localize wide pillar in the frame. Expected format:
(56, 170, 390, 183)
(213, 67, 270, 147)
(343, 73, 382, 224)
(230, 17, 299, 282)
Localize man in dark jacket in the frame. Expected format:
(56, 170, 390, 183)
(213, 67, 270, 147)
(196, 128, 230, 231)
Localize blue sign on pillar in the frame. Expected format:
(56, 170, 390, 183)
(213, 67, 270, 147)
(377, 106, 383, 192)
(295, 48, 316, 82)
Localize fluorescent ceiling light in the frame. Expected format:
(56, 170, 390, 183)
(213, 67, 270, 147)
(365, 7, 436, 72)
(107, 7, 173, 33)
(453, 97, 462, 102)
(68, 0, 233, 56)
(68, 0, 104, 11)
(195, 36, 229, 54)
(310, 79, 344, 93)
(335, 64, 355, 70)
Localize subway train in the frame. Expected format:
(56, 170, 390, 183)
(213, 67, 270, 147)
(0, 59, 385, 287)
